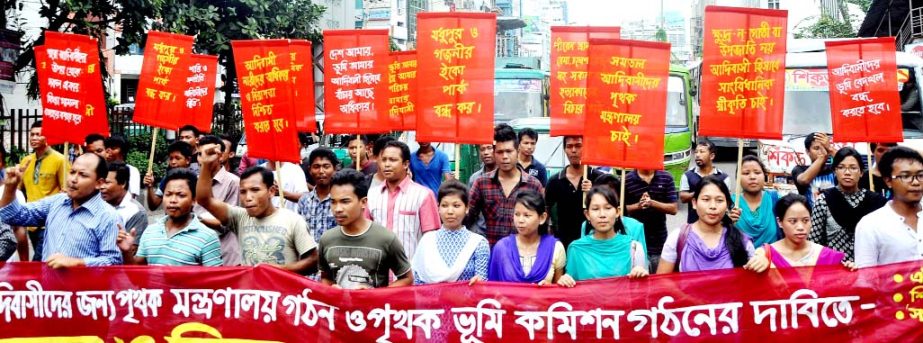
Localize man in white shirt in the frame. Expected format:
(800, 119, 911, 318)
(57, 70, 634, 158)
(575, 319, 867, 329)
(855, 146, 923, 268)
(104, 136, 141, 199)
(264, 161, 308, 212)
(100, 162, 148, 241)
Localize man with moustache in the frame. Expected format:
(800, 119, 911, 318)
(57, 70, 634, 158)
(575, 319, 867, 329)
(0, 153, 122, 267)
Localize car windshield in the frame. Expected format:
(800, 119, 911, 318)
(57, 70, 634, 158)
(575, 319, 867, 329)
(532, 133, 567, 171)
(666, 76, 687, 127)
(495, 79, 544, 122)
(782, 68, 923, 139)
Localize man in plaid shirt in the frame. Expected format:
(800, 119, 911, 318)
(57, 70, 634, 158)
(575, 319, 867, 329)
(465, 124, 544, 246)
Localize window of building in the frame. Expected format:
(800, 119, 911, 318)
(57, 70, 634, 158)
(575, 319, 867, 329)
(767, 0, 780, 9)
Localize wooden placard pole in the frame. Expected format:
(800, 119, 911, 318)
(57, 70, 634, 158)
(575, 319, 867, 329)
(619, 168, 627, 216)
(146, 128, 159, 176)
(356, 135, 361, 170)
(455, 143, 461, 179)
(582, 165, 588, 209)
(63, 143, 70, 175)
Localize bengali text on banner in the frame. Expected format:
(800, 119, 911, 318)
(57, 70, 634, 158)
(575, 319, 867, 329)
(387, 50, 418, 131)
(0, 262, 922, 341)
(289, 39, 317, 133)
(549, 26, 620, 137)
(699, 6, 787, 139)
(231, 39, 300, 163)
(323, 29, 390, 134)
(825, 37, 904, 143)
(133, 31, 195, 130)
(416, 12, 496, 144)
(36, 32, 109, 145)
(183, 54, 218, 133)
(582, 39, 670, 170)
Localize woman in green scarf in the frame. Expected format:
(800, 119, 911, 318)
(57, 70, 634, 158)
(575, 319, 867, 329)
(557, 185, 648, 287)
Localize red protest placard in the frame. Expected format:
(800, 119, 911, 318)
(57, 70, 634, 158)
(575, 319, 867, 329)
(323, 29, 390, 134)
(582, 39, 671, 170)
(37, 32, 109, 145)
(416, 12, 496, 144)
(387, 51, 418, 131)
(825, 37, 903, 143)
(134, 31, 194, 130)
(231, 40, 300, 163)
(290, 39, 316, 133)
(183, 54, 217, 133)
(550, 26, 621, 137)
(699, 6, 787, 139)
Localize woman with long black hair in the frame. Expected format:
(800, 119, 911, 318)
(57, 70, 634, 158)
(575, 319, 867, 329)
(657, 175, 769, 273)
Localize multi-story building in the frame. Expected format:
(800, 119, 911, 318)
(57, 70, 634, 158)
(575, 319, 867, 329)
(622, 19, 693, 65)
(363, 0, 410, 49)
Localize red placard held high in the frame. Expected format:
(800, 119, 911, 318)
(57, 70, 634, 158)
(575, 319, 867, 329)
(550, 26, 620, 137)
(37, 32, 109, 145)
(416, 12, 496, 144)
(387, 51, 418, 131)
(582, 39, 671, 170)
(323, 29, 390, 134)
(183, 54, 218, 133)
(134, 31, 195, 130)
(699, 6, 788, 139)
(231, 40, 300, 163)
(825, 37, 903, 143)
(290, 40, 317, 132)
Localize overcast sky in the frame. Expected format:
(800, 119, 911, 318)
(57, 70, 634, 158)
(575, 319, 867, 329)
(565, 0, 692, 26)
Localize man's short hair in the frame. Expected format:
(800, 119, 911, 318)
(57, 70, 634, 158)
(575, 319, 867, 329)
(309, 147, 340, 168)
(240, 166, 275, 188)
(372, 136, 397, 157)
(166, 141, 194, 159)
(870, 142, 898, 151)
(518, 128, 538, 142)
(382, 140, 411, 162)
(107, 161, 130, 186)
(163, 168, 198, 197)
(198, 135, 226, 152)
(84, 153, 108, 180)
(30, 120, 42, 129)
(563, 135, 582, 145)
(803, 132, 821, 150)
(178, 125, 201, 138)
(696, 138, 717, 154)
(104, 136, 129, 155)
(331, 169, 369, 198)
(494, 124, 518, 148)
(219, 134, 237, 153)
(345, 134, 369, 146)
(84, 133, 105, 146)
(879, 146, 923, 180)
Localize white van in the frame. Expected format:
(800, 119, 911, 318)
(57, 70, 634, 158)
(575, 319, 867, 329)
(754, 39, 923, 191)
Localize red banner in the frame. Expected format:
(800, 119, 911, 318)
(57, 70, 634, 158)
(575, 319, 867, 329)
(134, 31, 195, 130)
(1, 262, 922, 341)
(183, 54, 217, 133)
(699, 6, 787, 139)
(549, 26, 621, 137)
(290, 39, 317, 133)
(323, 29, 390, 134)
(387, 51, 418, 131)
(36, 32, 109, 146)
(825, 37, 903, 143)
(416, 12, 496, 144)
(231, 40, 300, 163)
(582, 39, 670, 170)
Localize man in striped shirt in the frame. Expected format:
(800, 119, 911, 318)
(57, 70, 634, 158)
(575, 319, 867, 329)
(0, 153, 122, 268)
(119, 168, 221, 266)
(367, 140, 440, 261)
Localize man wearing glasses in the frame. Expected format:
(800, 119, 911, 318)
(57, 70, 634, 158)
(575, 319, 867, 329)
(855, 146, 923, 268)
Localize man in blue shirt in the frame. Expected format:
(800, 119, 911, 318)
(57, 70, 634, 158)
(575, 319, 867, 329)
(410, 142, 453, 195)
(517, 128, 548, 186)
(0, 153, 122, 268)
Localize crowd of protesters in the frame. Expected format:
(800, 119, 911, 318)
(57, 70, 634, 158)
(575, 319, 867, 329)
(0, 121, 920, 289)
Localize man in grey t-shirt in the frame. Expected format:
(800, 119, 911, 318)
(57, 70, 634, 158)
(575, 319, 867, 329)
(319, 169, 412, 289)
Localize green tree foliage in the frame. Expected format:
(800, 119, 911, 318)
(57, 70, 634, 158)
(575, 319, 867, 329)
(8, 0, 326, 128)
(795, 15, 856, 39)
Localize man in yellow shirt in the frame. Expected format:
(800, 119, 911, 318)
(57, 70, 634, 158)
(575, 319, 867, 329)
(15, 121, 66, 260)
